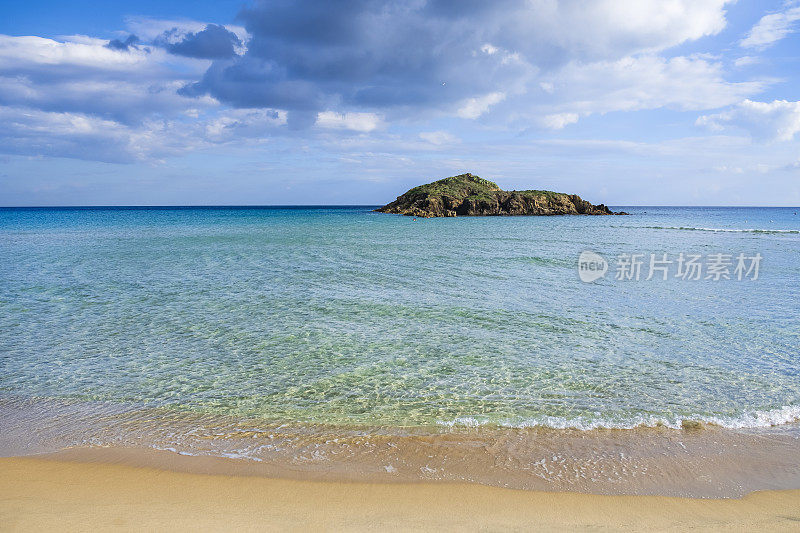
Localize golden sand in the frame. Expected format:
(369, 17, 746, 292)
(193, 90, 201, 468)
(2, 453, 800, 532)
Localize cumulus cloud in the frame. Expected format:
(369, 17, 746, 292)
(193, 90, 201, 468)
(0, 32, 235, 162)
(0, 75, 216, 126)
(534, 55, 764, 123)
(106, 34, 140, 51)
(541, 113, 579, 129)
(0, 35, 151, 71)
(180, 0, 732, 123)
(456, 92, 506, 119)
(427, 0, 731, 60)
(0, 34, 214, 125)
(696, 99, 800, 141)
(0, 1, 773, 164)
(741, 4, 800, 49)
(157, 24, 243, 59)
(0, 103, 294, 163)
(125, 17, 249, 47)
(0, 106, 172, 163)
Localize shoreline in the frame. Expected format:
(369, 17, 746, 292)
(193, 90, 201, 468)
(4, 397, 800, 498)
(2, 450, 800, 531)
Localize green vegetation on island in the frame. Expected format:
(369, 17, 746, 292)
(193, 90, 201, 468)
(375, 173, 626, 217)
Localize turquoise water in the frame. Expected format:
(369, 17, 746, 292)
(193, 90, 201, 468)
(1, 206, 800, 433)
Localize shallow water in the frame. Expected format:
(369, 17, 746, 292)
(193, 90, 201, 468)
(1, 206, 799, 494)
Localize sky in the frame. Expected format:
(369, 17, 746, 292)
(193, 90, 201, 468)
(1, 0, 799, 206)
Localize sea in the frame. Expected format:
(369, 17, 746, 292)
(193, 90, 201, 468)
(1, 205, 799, 496)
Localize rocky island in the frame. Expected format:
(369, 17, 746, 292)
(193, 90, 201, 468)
(375, 173, 625, 217)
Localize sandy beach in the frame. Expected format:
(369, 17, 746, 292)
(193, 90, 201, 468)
(2, 451, 800, 532)
(4, 1, 800, 531)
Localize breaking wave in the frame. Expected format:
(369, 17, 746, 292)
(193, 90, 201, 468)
(639, 226, 799, 234)
(437, 405, 800, 431)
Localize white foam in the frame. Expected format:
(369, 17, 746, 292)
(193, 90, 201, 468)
(644, 226, 799, 234)
(436, 405, 800, 431)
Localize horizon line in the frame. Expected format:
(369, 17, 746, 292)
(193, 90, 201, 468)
(1, 204, 800, 209)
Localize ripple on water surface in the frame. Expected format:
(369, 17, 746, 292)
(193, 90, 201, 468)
(1, 206, 799, 493)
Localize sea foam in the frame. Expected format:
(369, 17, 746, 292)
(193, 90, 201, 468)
(437, 405, 800, 431)
(641, 226, 799, 234)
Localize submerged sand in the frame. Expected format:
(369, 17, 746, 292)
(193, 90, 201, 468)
(2, 450, 800, 531)
(5, 398, 800, 498)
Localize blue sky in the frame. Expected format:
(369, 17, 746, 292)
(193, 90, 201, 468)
(1, 0, 799, 206)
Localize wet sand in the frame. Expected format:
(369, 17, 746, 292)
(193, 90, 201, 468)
(2, 450, 800, 532)
(5, 397, 800, 498)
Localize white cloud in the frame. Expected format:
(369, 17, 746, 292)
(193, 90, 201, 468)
(539, 82, 555, 94)
(0, 2, 774, 172)
(205, 109, 287, 140)
(541, 113, 579, 129)
(0, 34, 211, 84)
(477, 43, 521, 66)
(456, 92, 506, 119)
(733, 56, 760, 68)
(0, 106, 163, 162)
(419, 131, 459, 145)
(696, 99, 800, 141)
(0, 103, 295, 162)
(510, 0, 732, 60)
(741, 5, 800, 49)
(0, 35, 149, 70)
(315, 111, 383, 132)
(0, 75, 219, 125)
(0, 34, 218, 127)
(536, 55, 765, 122)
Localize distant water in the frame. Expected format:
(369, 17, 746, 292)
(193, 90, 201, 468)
(1, 206, 799, 431)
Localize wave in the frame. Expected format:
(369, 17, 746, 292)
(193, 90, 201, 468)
(638, 226, 800, 234)
(436, 405, 800, 431)
(514, 256, 573, 268)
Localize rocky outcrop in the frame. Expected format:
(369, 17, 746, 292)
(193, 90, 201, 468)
(375, 173, 626, 217)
